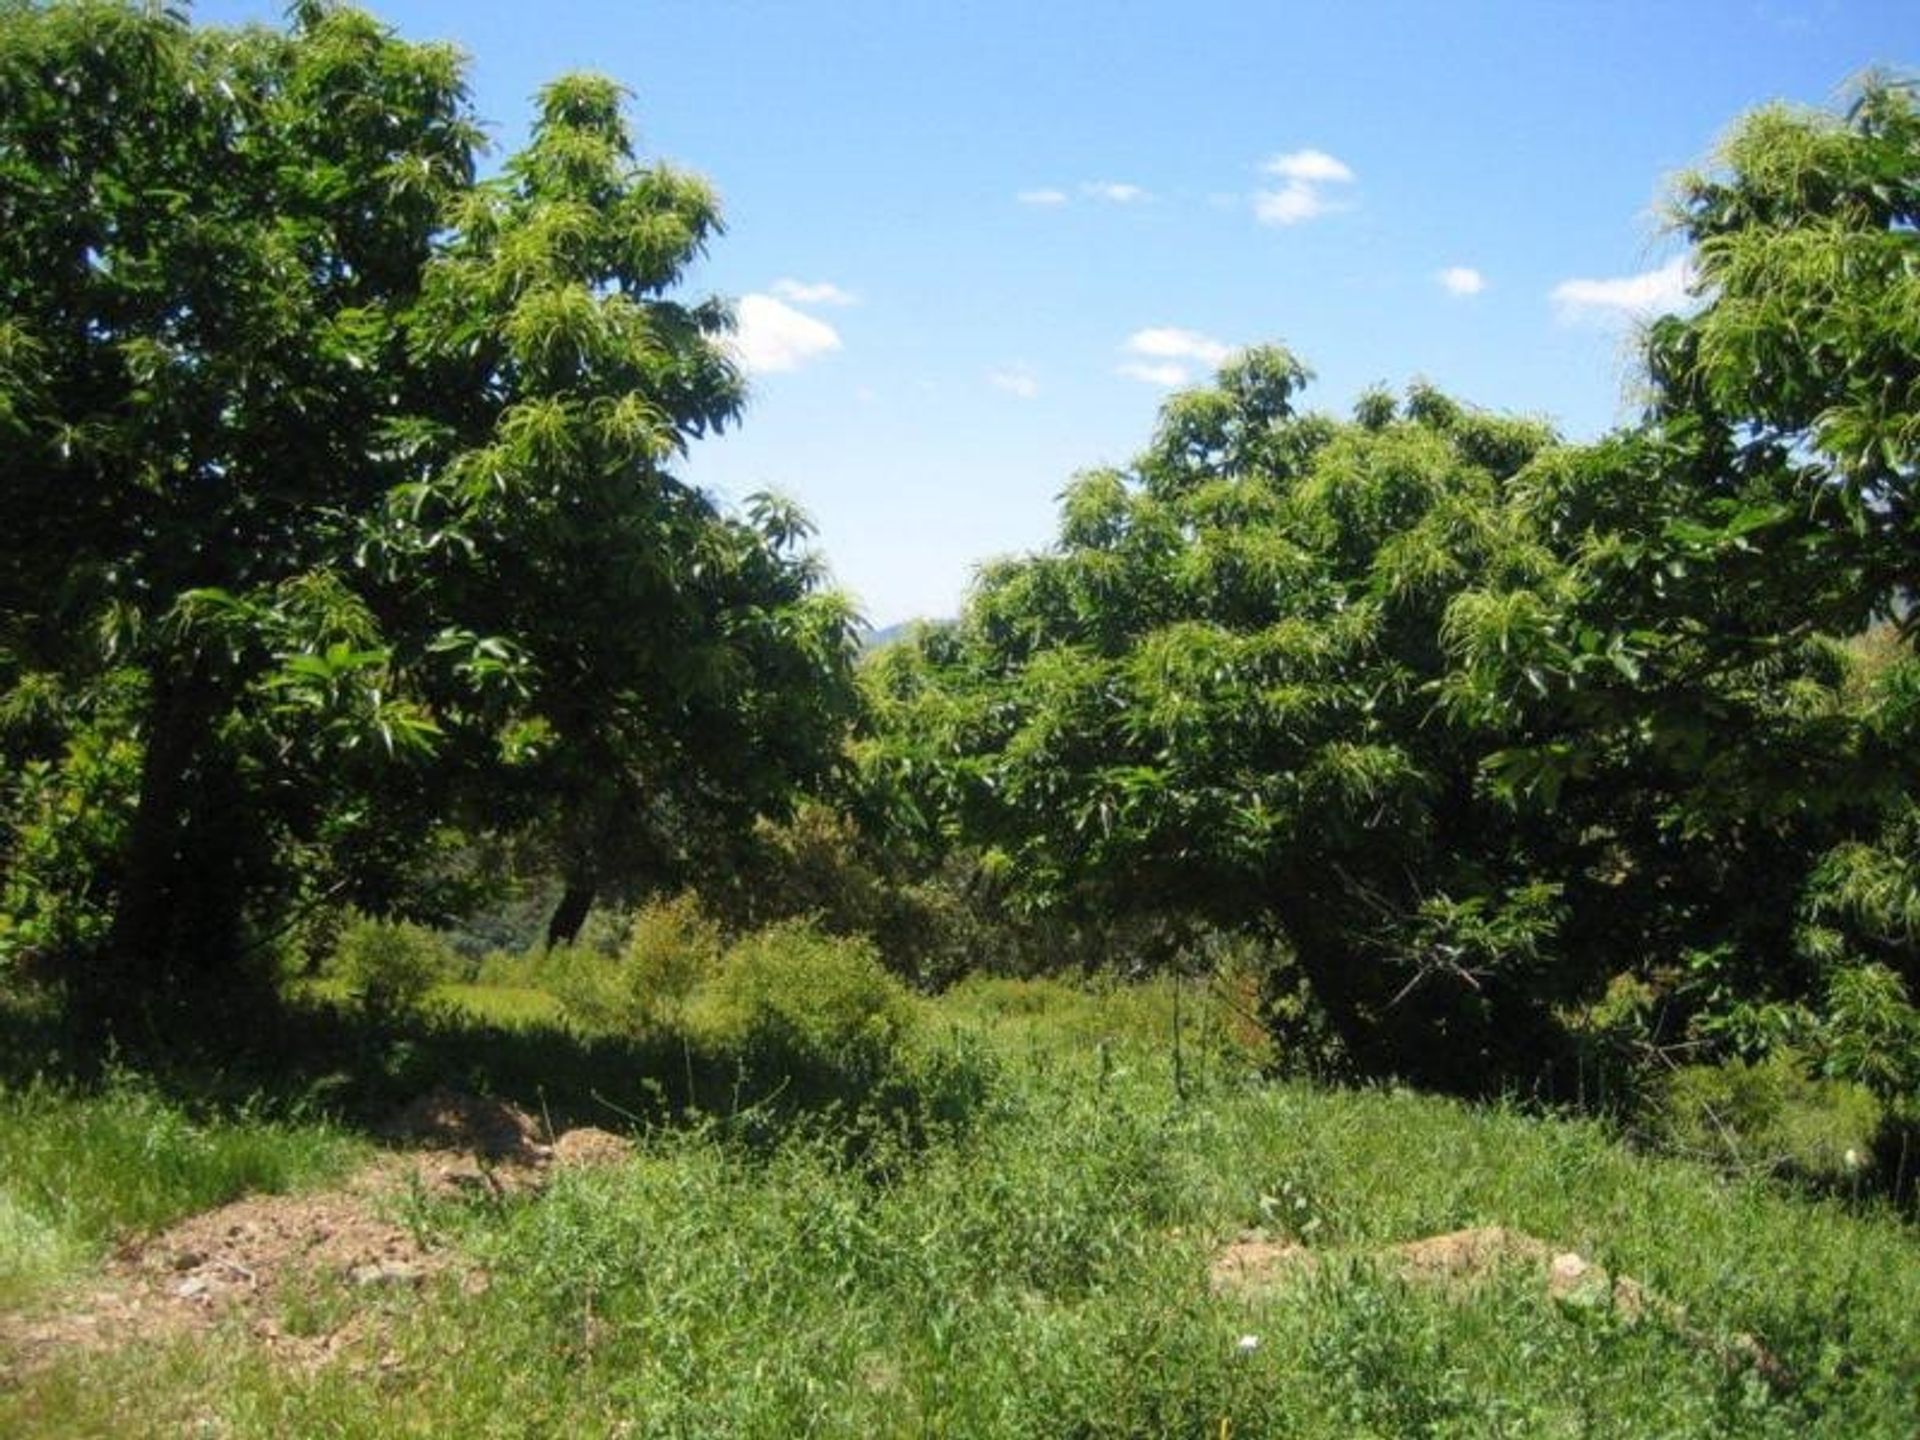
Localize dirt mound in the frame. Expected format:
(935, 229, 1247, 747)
(551, 1126, 636, 1168)
(1209, 1224, 1785, 1385)
(1212, 1224, 1564, 1296)
(1209, 1233, 1315, 1293)
(0, 1090, 641, 1381)
(379, 1086, 551, 1164)
(1389, 1225, 1553, 1283)
(0, 1166, 458, 1378)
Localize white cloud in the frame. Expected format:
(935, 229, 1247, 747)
(1118, 361, 1191, 387)
(770, 278, 858, 307)
(1017, 187, 1070, 207)
(1125, 327, 1231, 365)
(730, 293, 843, 374)
(1264, 148, 1354, 184)
(1251, 148, 1356, 228)
(988, 365, 1039, 399)
(1438, 266, 1486, 296)
(1550, 256, 1695, 322)
(1082, 180, 1150, 204)
(1254, 182, 1343, 226)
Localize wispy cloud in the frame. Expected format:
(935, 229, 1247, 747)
(770, 278, 858, 307)
(988, 364, 1039, 399)
(1255, 184, 1339, 225)
(1125, 327, 1231, 365)
(1264, 148, 1354, 184)
(1438, 266, 1486, 297)
(1081, 180, 1150, 204)
(1550, 256, 1694, 323)
(731, 293, 843, 374)
(1117, 361, 1191, 387)
(1018, 180, 1152, 208)
(1254, 147, 1356, 227)
(1116, 327, 1233, 387)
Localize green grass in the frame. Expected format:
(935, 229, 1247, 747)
(3, 981, 1917, 1436)
(0, 1075, 363, 1307)
(430, 981, 566, 1028)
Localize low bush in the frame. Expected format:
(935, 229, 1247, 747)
(544, 893, 723, 1038)
(327, 915, 457, 1018)
(1650, 1049, 1882, 1185)
(692, 921, 920, 1099)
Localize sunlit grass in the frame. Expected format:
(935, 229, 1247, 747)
(430, 982, 566, 1028)
(4, 981, 1916, 1436)
(0, 1076, 362, 1307)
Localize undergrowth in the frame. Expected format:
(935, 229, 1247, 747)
(3, 978, 1917, 1436)
(0, 1074, 360, 1306)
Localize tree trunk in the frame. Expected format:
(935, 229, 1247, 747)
(1279, 922, 1383, 1074)
(94, 669, 214, 1031)
(545, 880, 597, 949)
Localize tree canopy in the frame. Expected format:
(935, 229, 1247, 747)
(865, 81, 1920, 1089)
(0, 1, 858, 1023)
(867, 358, 1579, 1083)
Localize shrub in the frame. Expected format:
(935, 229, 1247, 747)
(1817, 963, 1920, 1100)
(540, 943, 626, 1032)
(691, 921, 920, 1097)
(0, 712, 141, 983)
(623, 893, 724, 1031)
(328, 914, 456, 1017)
(546, 893, 722, 1037)
(1651, 1049, 1882, 1185)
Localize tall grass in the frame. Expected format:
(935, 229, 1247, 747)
(4, 981, 1917, 1436)
(0, 1074, 361, 1306)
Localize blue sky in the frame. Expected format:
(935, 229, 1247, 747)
(201, 1, 1917, 625)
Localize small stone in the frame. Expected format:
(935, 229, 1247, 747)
(175, 1275, 211, 1299)
(350, 1260, 424, 1288)
(1548, 1251, 1614, 1310)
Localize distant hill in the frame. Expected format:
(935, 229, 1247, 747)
(860, 619, 941, 654)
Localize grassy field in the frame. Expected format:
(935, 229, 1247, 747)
(2, 976, 1916, 1437)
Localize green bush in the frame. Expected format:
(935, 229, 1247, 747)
(691, 921, 921, 1096)
(0, 707, 141, 982)
(538, 943, 623, 1031)
(1652, 1049, 1882, 1185)
(623, 893, 724, 1032)
(1817, 963, 1920, 1100)
(328, 914, 456, 1017)
(546, 893, 722, 1037)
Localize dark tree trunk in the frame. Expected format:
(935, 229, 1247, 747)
(93, 665, 251, 1038)
(545, 880, 597, 949)
(103, 678, 201, 966)
(1279, 921, 1384, 1075)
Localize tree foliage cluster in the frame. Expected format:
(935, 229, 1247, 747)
(0, 1, 1914, 1125)
(864, 80, 1920, 1102)
(0, 1, 858, 1028)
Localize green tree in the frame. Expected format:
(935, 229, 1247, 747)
(870, 352, 1580, 1086)
(0, 2, 856, 1027)
(1440, 77, 1920, 1062)
(1649, 75, 1919, 630)
(362, 73, 860, 945)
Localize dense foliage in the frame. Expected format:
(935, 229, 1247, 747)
(866, 360, 1579, 1085)
(867, 81, 1920, 1100)
(0, 0, 1912, 1144)
(0, 2, 858, 1025)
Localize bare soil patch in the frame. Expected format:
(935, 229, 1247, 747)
(0, 1091, 636, 1381)
(1210, 1223, 1786, 1385)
